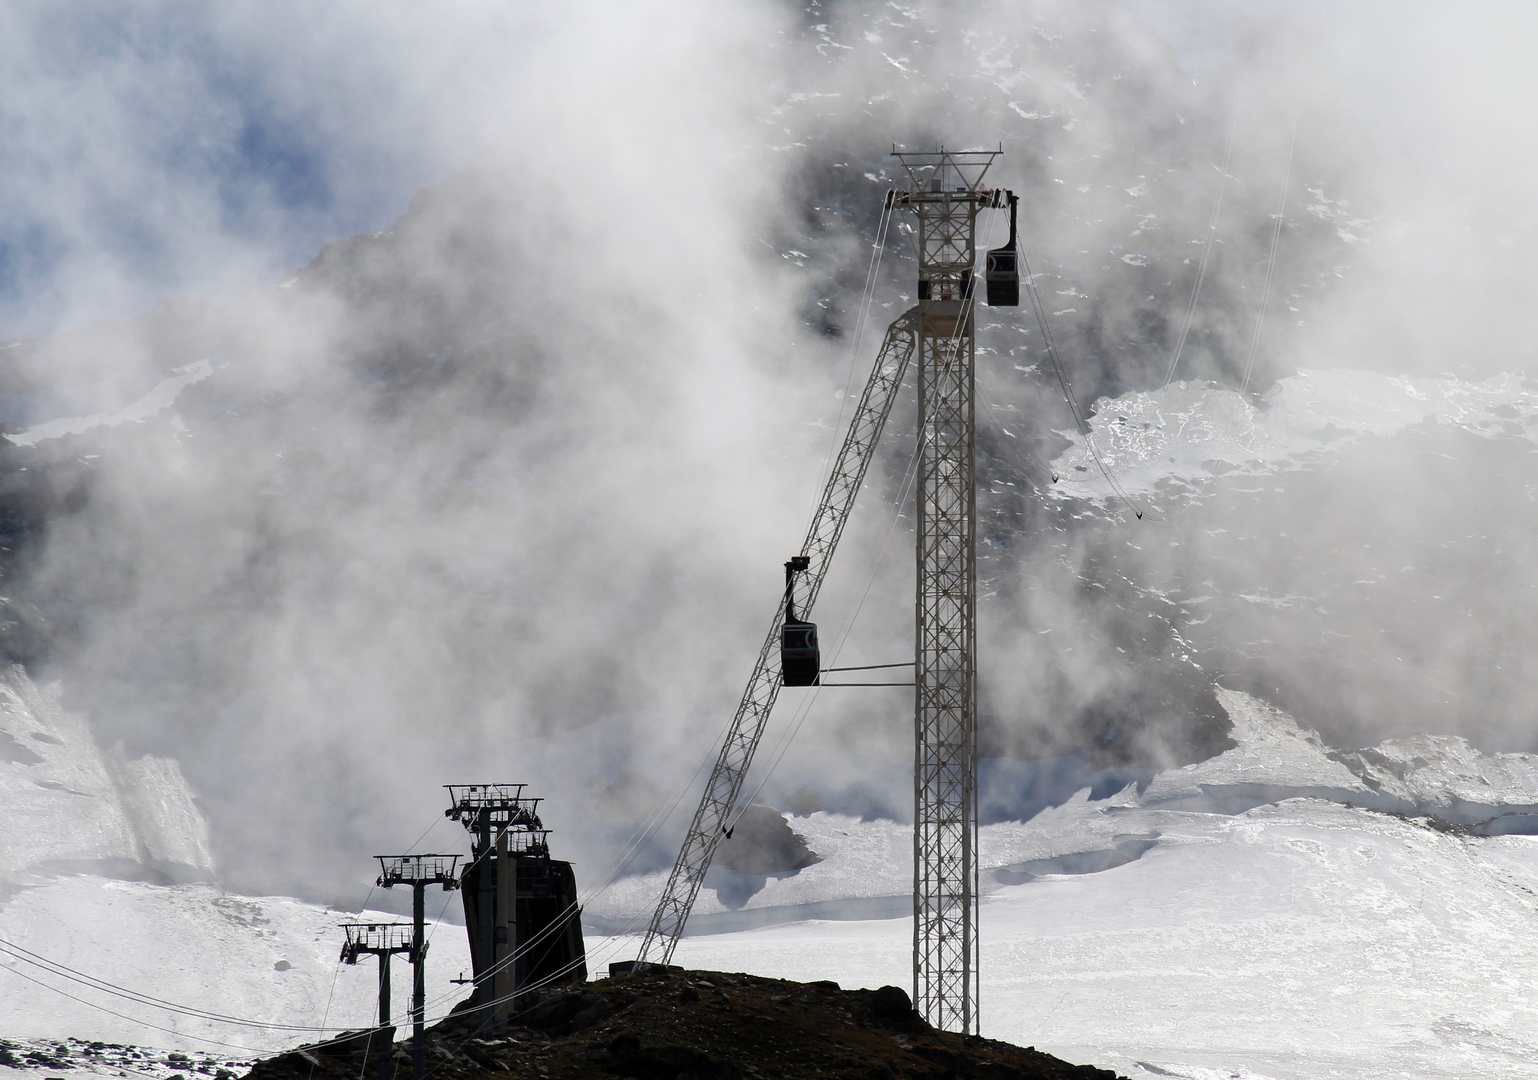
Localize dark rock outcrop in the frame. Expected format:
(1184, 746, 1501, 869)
(247, 968, 1125, 1080)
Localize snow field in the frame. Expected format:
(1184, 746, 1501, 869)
(8, 685, 1538, 1079)
(584, 690, 1538, 1079)
(1051, 368, 1538, 504)
(623, 800, 1538, 1080)
(0, 875, 470, 1056)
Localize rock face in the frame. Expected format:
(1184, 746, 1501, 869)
(713, 804, 821, 877)
(247, 968, 1124, 1080)
(702, 804, 823, 911)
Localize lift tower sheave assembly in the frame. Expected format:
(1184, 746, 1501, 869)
(635, 308, 922, 968)
(892, 148, 1006, 1036)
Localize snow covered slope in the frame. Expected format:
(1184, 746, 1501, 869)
(646, 800, 1538, 1080)
(585, 689, 1538, 1079)
(0, 661, 470, 1058)
(591, 688, 1538, 927)
(0, 665, 212, 879)
(0, 874, 470, 1056)
(6, 683, 1538, 1079)
(1050, 369, 1538, 505)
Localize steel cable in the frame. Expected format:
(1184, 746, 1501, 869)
(1162, 104, 1240, 390)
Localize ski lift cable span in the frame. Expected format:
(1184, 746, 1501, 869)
(1240, 96, 1299, 395)
(722, 204, 1019, 828)
(1162, 103, 1240, 391)
(723, 205, 1003, 837)
(802, 198, 897, 545)
(1019, 245, 1145, 520)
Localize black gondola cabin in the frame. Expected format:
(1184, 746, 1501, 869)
(780, 555, 819, 686)
(781, 618, 820, 686)
(985, 192, 1020, 307)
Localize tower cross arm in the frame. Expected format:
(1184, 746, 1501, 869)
(887, 187, 1011, 210)
(375, 854, 463, 889)
(339, 922, 416, 964)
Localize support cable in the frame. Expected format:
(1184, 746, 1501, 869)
(1240, 98, 1298, 395)
(0, 961, 267, 1055)
(723, 212, 990, 835)
(1019, 248, 1144, 519)
(636, 304, 922, 968)
(1162, 105, 1240, 389)
(804, 201, 895, 542)
(0, 937, 360, 1033)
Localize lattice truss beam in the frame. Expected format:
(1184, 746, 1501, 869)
(636, 308, 921, 967)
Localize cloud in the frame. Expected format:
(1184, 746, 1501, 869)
(3, 0, 1537, 909)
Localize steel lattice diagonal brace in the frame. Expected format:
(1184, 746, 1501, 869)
(634, 307, 920, 968)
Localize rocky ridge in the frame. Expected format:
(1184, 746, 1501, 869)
(248, 968, 1123, 1080)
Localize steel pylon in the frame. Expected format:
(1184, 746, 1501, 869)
(891, 148, 1006, 1035)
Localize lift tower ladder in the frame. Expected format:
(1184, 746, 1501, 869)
(636, 306, 921, 967)
(891, 148, 1005, 1036)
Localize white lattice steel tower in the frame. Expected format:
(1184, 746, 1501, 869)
(891, 148, 1006, 1035)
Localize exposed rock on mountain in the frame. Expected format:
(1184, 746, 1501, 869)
(248, 968, 1123, 1080)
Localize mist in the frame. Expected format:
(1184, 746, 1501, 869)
(1, 0, 1535, 906)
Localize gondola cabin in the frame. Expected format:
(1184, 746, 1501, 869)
(985, 248, 1019, 306)
(781, 618, 820, 686)
(985, 192, 1020, 307)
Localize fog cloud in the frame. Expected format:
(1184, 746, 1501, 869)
(2, 0, 1535, 904)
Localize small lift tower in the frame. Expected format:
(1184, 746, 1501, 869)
(340, 922, 415, 1080)
(375, 854, 460, 1080)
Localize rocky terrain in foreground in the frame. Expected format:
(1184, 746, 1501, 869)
(249, 968, 1123, 1080)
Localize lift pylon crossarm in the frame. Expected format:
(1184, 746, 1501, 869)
(340, 922, 415, 964)
(443, 785, 543, 835)
(375, 854, 462, 890)
(635, 306, 921, 968)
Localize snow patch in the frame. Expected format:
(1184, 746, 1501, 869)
(6, 361, 214, 447)
(1049, 368, 1538, 503)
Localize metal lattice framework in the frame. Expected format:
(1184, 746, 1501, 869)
(377, 854, 461, 891)
(341, 923, 416, 1080)
(636, 307, 921, 967)
(892, 148, 1005, 1035)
